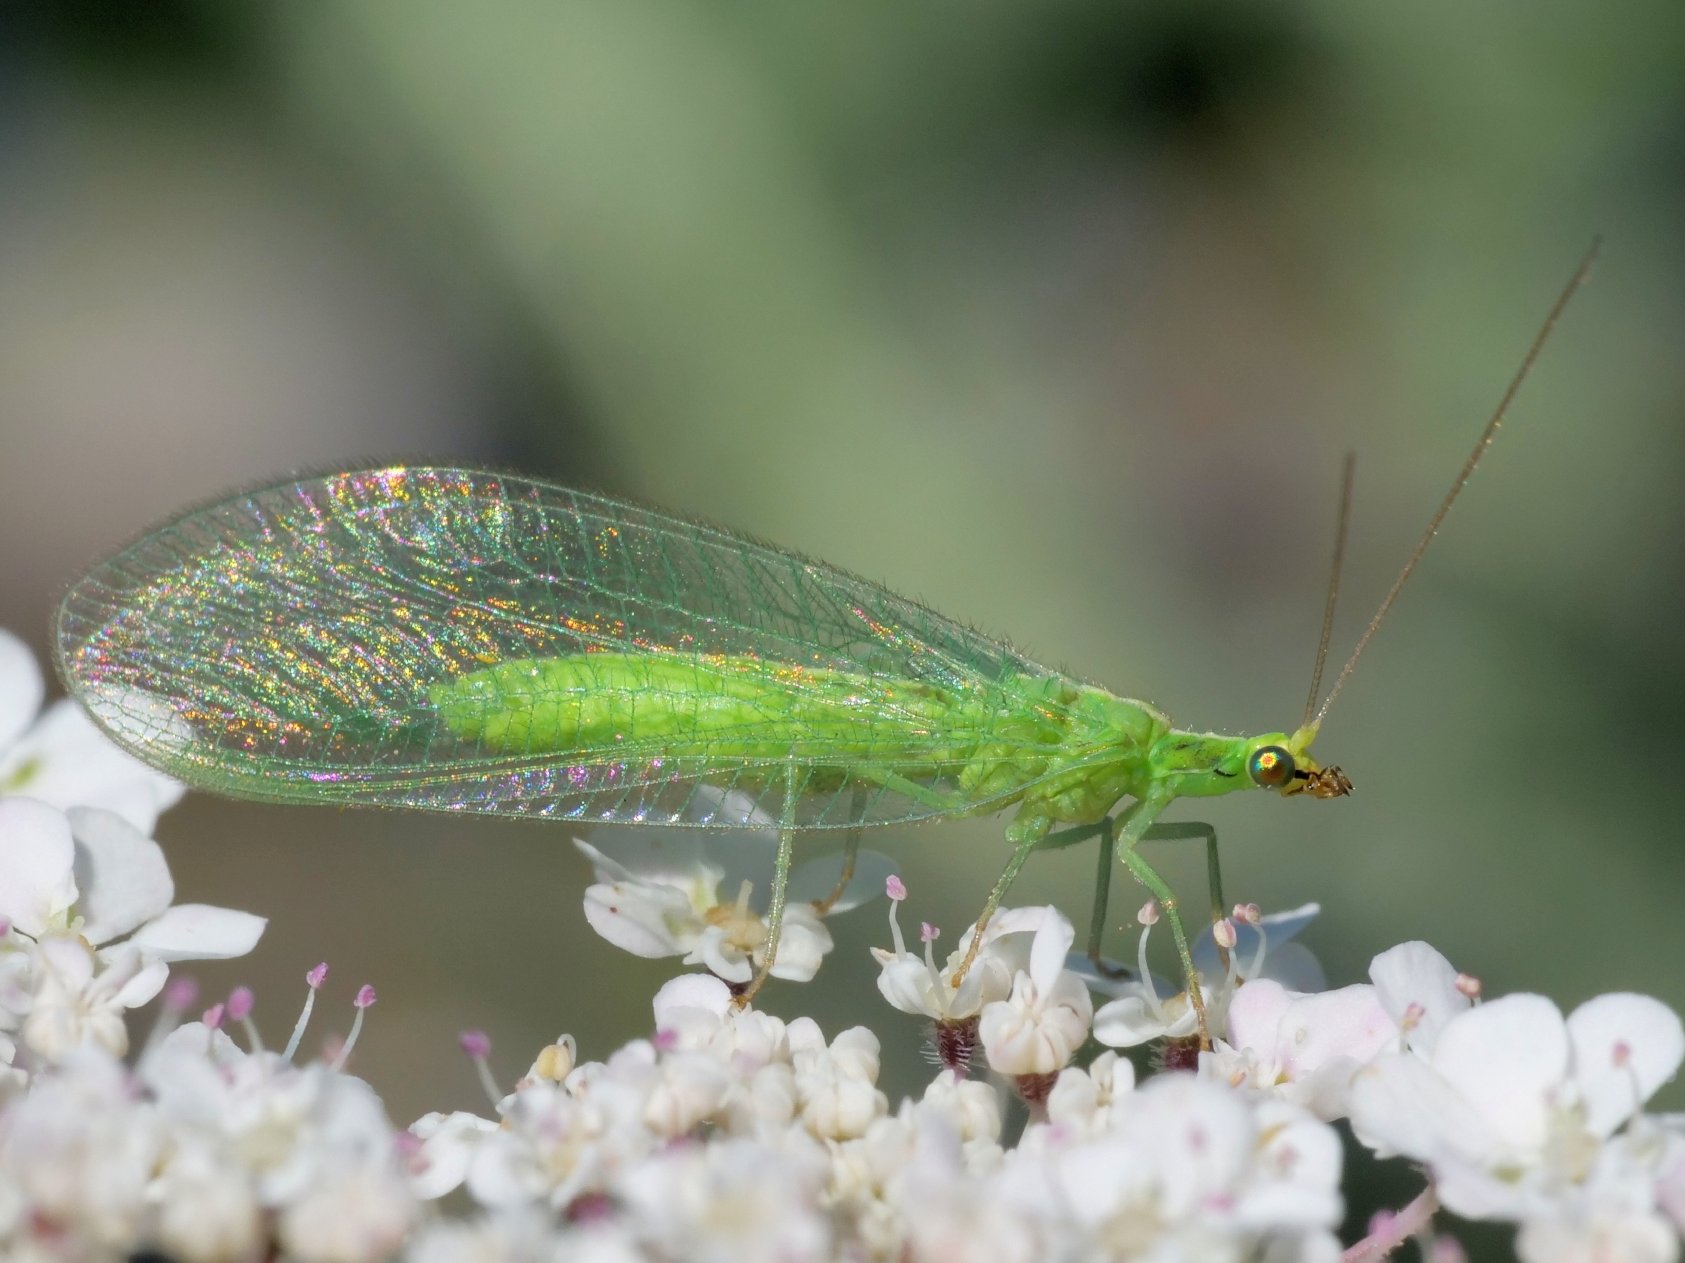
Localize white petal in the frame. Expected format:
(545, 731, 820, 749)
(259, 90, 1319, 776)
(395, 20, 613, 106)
(1369, 940, 1469, 1052)
(1348, 1052, 1501, 1169)
(1027, 906, 1075, 994)
(581, 879, 692, 957)
(1092, 993, 1176, 1047)
(126, 904, 266, 962)
(408, 1111, 499, 1199)
(1517, 1207, 1681, 1263)
(0, 629, 43, 751)
(1431, 993, 1567, 1151)
(577, 828, 712, 883)
(652, 973, 733, 1026)
(5, 700, 184, 831)
(66, 807, 174, 943)
(0, 797, 78, 935)
(764, 907, 833, 983)
(1568, 993, 1685, 1136)
(689, 924, 753, 983)
(874, 955, 943, 1017)
(108, 953, 169, 1008)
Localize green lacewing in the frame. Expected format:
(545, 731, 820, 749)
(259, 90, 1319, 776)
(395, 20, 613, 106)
(53, 248, 1596, 1027)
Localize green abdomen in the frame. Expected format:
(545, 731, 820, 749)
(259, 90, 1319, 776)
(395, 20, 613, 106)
(430, 652, 990, 766)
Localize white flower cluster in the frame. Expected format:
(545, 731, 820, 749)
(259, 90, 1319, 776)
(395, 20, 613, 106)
(409, 972, 1343, 1262)
(2, 626, 1682, 1262)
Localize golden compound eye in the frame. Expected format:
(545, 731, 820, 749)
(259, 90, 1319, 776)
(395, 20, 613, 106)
(1247, 744, 1297, 789)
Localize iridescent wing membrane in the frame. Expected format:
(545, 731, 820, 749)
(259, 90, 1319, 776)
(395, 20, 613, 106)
(56, 468, 1085, 829)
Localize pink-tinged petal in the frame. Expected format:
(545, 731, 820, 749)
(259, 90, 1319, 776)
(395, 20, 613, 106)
(126, 904, 266, 962)
(1567, 993, 1685, 1136)
(0, 629, 43, 751)
(1275, 985, 1396, 1076)
(0, 797, 78, 935)
(1226, 977, 1295, 1052)
(5, 700, 184, 832)
(1431, 993, 1567, 1151)
(1369, 940, 1469, 1053)
(1348, 1052, 1501, 1166)
(66, 807, 174, 943)
(581, 880, 691, 957)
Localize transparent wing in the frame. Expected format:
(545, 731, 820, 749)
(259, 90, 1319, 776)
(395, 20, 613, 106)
(57, 468, 1088, 828)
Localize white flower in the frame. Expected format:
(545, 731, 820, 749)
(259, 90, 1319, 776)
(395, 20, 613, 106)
(141, 1021, 411, 1221)
(407, 1110, 502, 1200)
(0, 628, 183, 832)
(616, 1134, 835, 1263)
(276, 1156, 417, 1263)
(0, 799, 263, 1061)
(1089, 902, 1323, 1048)
(406, 1210, 638, 1263)
(575, 796, 890, 984)
(1350, 988, 1685, 1229)
(463, 1077, 613, 1209)
(1367, 938, 1475, 1053)
(892, 1121, 1046, 1263)
(1204, 939, 1478, 1122)
(0, 1048, 163, 1250)
(1015, 1072, 1345, 1261)
(978, 906, 1093, 1077)
(651, 973, 791, 1071)
(872, 899, 1048, 1024)
(1045, 1050, 1137, 1137)
(1208, 977, 1397, 1119)
(915, 1070, 1003, 1149)
(152, 1136, 265, 1263)
(1513, 1122, 1685, 1263)
(788, 1019, 887, 1141)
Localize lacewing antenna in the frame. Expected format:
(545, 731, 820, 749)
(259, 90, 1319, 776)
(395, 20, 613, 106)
(1302, 453, 1356, 730)
(1311, 239, 1601, 731)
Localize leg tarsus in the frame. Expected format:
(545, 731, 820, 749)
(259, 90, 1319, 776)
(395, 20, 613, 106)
(735, 823, 795, 1008)
(1084, 815, 1117, 965)
(950, 838, 1038, 987)
(735, 764, 800, 1009)
(1119, 845, 1211, 1046)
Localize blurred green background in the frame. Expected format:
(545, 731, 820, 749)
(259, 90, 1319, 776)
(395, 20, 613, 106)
(2, 1, 1683, 1239)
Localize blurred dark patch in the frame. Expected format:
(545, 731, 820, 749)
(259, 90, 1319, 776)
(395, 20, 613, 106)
(1337, 1126, 1513, 1258)
(1022, 3, 1319, 146)
(0, 0, 261, 85)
